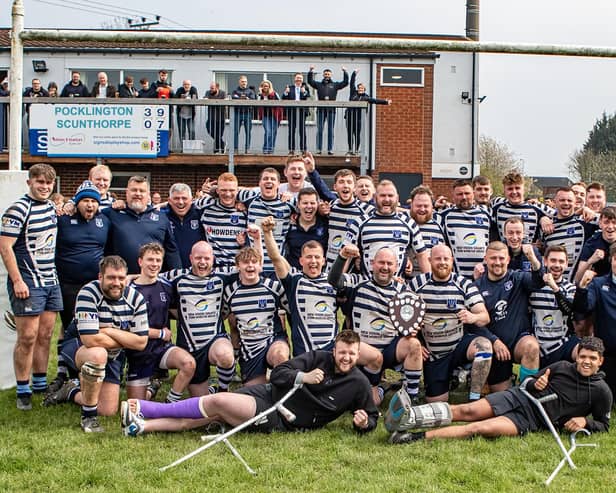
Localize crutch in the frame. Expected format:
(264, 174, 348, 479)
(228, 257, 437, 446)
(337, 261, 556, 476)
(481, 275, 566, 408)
(519, 379, 597, 485)
(544, 429, 597, 486)
(159, 383, 301, 472)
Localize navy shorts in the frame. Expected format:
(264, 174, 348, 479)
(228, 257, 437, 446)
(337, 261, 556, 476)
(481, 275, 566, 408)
(486, 387, 543, 435)
(126, 339, 176, 382)
(8, 283, 63, 316)
(423, 333, 475, 397)
(360, 336, 402, 385)
(488, 331, 532, 385)
(540, 336, 580, 368)
(240, 336, 288, 383)
(189, 334, 230, 385)
(233, 383, 287, 433)
(60, 337, 125, 385)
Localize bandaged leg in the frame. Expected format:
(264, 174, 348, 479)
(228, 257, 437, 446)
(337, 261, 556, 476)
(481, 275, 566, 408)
(139, 396, 206, 420)
(79, 361, 105, 410)
(81, 361, 105, 383)
(385, 388, 452, 432)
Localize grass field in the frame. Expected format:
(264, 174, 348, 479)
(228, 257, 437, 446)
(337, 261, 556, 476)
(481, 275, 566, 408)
(1, 333, 615, 492)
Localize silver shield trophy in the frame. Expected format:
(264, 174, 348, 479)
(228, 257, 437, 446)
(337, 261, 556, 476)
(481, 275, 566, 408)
(388, 291, 426, 337)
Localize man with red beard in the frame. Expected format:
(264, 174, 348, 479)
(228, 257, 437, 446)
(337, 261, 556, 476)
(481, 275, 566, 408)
(408, 185, 445, 276)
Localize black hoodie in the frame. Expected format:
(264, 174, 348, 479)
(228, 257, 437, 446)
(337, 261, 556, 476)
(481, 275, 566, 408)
(523, 360, 612, 433)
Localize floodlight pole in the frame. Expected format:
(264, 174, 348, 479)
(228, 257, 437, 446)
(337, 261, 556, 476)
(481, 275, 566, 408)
(9, 0, 24, 171)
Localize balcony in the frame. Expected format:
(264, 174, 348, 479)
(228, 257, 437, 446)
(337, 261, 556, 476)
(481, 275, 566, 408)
(0, 97, 371, 173)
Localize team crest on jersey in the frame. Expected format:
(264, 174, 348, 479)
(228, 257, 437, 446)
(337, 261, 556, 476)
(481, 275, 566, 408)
(522, 261, 531, 271)
(50, 215, 57, 224)
(160, 292, 168, 302)
(120, 321, 131, 330)
(431, 237, 439, 245)
(475, 217, 483, 225)
(447, 299, 457, 310)
(567, 227, 575, 235)
(346, 219, 354, 227)
(325, 286, 335, 294)
(521, 212, 529, 219)
(95, 217, 104, 228)
(190, 220, 199, 230)
(150, 213, 159, 221)
(276, 211, 284, 218)
(230, 214, 239, 225)
(258, 299, 267, 309)
(316, 227, 324, 236)
(504, 280, 513, 291)
(393, 230, 401, 239)
(207, 281, 215, 290)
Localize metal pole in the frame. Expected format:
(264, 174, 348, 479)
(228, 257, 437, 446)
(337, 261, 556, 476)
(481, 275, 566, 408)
(9, 0, 24, 171)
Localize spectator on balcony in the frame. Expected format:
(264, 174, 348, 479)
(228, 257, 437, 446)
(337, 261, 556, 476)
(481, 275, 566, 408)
(175, 80, 198, 142)
(204, 81, 227, 154)
(307, 66, 348, 155)
(345, 69, 391, 156)
(137, 78, 150, 98)
(147, 70, 173, 100)
(23, 78, 49, 122)
(232, 75, 256, 154)
(258, 80, 283, 155)
(282, 73, 310, 154)
(118, 76, 139, 98)
(90, 72, 117, 99)
(47, 82, 58, 98)
(60, 71, 90, 98)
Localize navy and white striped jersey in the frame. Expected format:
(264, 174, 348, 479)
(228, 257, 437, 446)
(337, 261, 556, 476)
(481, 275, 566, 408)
(338, 274, 408, 348)
(492, 200, 552, 244)
(410, 217, 447, 275)
(440, 206, 492, 279)
(164, 268, 234, 353)
(223, 277, 287, 360)
(326, 198, 373, 271)
(347, 212, 426, 277)
(71, 280, 149, 359)
(280, 272, 338, 356)
(1, 194, 58, 287)
(530, 281, 576, 357)
(409, 273, 485, 360)
(541, 216, 594, 281)
(199, 201, 247, 270)
(238, 189, 296, 273)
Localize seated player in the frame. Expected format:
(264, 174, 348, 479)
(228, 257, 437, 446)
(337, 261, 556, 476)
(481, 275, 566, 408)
(120, 330, 378, 436)
(386, 337, 611, 443)
(126, 243, 196, 402)
(224, 246, 290, 385)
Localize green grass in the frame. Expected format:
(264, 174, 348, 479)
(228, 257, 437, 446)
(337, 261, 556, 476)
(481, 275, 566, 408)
(1, 329, 615, 492)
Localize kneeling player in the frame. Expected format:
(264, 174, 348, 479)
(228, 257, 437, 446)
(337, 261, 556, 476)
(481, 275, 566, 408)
(126, 243, 196, 402)
(224, 247, 289, 385)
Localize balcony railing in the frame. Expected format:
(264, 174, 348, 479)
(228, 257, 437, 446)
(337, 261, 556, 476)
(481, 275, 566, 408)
(1, 97, 372, 172)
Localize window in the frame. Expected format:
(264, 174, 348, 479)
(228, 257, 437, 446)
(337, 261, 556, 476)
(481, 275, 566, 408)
(109, 171, 152, 194)
(70, 70, 168, 91)
(214, 71, 316, 122)
(380, 67, 424, 87)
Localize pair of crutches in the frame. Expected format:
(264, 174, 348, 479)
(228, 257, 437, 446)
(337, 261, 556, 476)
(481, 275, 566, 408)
(519, 379, 597, 486)
(159, 383, 301, 473)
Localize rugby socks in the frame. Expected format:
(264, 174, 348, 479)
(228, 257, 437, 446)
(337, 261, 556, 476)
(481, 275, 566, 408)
(32, 373, 48, 393)
(139, 397, 205, 419)
(81, 404, 97, 419)
(404, 369, 422, 398)
(363, 366, 382, 386)
(518, 365, 538, 384)
(16, 380, 31, 397)
(216, 365, 235, 391)
(469, 351, 492, 401)
(166, 389, 183, 403)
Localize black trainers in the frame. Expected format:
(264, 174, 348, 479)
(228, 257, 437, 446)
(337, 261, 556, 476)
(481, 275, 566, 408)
(380, 379, 404, 396)
(47, 375, 68, 395)
(81, 415, 104, 433)
(146, 379, 162, 400)
(42, 379, 78, 406)
(389, 431, 425, 444)
(16, 394, 32, 411)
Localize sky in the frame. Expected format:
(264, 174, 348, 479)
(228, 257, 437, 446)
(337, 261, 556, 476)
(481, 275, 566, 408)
(2, 0, 616, 177)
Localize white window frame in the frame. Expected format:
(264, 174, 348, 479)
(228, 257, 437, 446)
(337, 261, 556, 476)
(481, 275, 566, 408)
(380, 67, 424, 87)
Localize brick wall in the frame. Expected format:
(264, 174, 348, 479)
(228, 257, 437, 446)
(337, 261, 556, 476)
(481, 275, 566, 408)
(374, 63, 434, 189)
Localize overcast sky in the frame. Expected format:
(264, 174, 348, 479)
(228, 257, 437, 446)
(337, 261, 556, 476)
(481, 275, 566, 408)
(3, 0, 616, 177)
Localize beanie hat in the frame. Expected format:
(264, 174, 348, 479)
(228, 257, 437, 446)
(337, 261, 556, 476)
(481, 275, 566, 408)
(74, 180, 101, 204)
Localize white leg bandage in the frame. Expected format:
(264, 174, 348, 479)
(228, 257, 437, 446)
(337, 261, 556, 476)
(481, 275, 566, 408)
(385, 388, 452, 432)
(81, 361, 106, 383)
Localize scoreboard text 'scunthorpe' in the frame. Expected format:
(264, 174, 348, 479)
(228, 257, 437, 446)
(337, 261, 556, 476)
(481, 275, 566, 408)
(29, 104, 169, 158)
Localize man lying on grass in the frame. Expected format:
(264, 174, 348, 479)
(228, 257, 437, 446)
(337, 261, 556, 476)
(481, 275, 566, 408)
(386, 336, 612, 444)
(121, 330, 379, 436)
